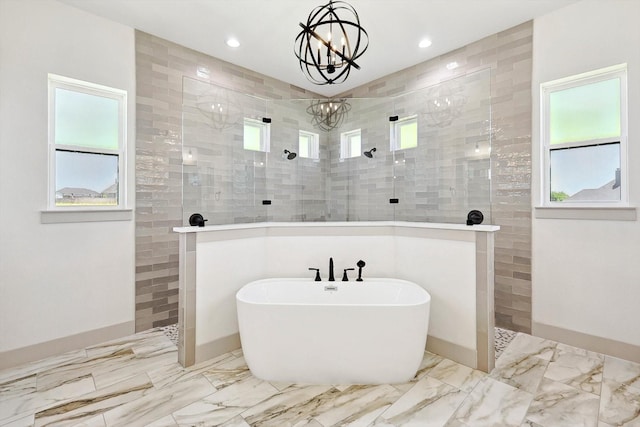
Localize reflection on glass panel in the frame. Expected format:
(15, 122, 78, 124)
(55, 88, 119, 150)
(55, 150, 118, 206)
(550, 142, 620, 202)
(550, 78, 620, 145)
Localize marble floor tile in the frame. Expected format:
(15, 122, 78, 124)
(490, 351, 549, 393)
(0, 349, 87, 385)
(598, 378, 640, 426)
(414, 352, 445, 380)
(73, 414, 106, 426)
(202, 356, 252, 391)
(91, 348, 177, 390)
(0, 373, 95, 426)
(313, 384, 401, 426)
(525, 378, 600, 427)
(544, 349, 604, 395)
(427, 358, 486, 393)
(373, 376, 466, 427)
(2, 327, 636, 427)
(101, 375, 215, 427)
(450, 377, 533, 427)
(0, 375, 37, 403)
(0, 415, 34, 427)
(219, 415, 251, 427)
(36, 348, 136, 392)
(240, 384, 334, 426)
(555, 342, 604, 362)
(603, 356, 640, 392)
(142, 415, 178, 426)
(499, 333, 557, 362)
(84, 330, 168, 358)
(146, 351, 235, 389)
(172, 376, 280, 426)
(33, 373, 153, 427)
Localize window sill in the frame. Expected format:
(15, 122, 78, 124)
(534, 206, 636, 221)
(41, 209, 133, 224)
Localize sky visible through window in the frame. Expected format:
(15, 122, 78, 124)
(550, 143, 619, 196)
(56, 151, 118, 192)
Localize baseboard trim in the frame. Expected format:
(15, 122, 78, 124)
(426, 335, 477, 370)
(195, 333, 242, 365)
(0, 321, 135, 370)
(533, 322, 640, 364)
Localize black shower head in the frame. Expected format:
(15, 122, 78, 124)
(284, 149, 297, 160)
(363, 147, 377, 158)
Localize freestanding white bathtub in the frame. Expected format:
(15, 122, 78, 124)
(236, 278, 431, 384)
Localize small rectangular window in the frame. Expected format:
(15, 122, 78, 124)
(541, 64, 627, 206)
(49, 74, 126, 209)
(340, 129, 361, 160)
(243, 118, 270, 152)
(390, 115, 418, 151)
(299, 130, 319, 159)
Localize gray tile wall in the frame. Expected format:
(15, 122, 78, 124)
(338, 23, 533, 332)
(135, 32, 320, 331)
(135, 21, 533, 333)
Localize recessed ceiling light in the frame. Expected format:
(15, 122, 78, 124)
(226, 37, 240, 48)
(446, 61, 459, 70)
(418, 39, 432, 48)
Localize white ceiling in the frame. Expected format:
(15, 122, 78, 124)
(58, 0, 578, 97)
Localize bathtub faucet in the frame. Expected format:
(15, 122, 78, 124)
(329, 257, 335, 281)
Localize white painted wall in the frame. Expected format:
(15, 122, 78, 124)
(195, 231, 477, 350)
(532, 0, 640, 346)
(0, 0, 136, 352)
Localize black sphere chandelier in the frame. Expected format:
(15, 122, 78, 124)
(295, 0, 369, 85)
(307, 98, 351, 131)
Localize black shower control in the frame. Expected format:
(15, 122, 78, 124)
(466, 210, 484, 225)
(262, 200, 272, 205)
(188, 213, 208, 227)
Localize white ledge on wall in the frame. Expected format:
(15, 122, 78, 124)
(534, 206, 637, 221)
(40, 209, 133, 224)
(173, 221, 501, 234)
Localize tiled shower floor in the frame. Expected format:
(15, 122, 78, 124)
(1, 328, 638, 426)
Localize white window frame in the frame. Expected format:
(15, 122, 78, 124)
(340, 128, 361, 160)
(243, 118, 270, 152)
(48, 74, 127, 211)
(299, 130, 320, 160)
(540, 64, 628, 209)
(390, 115, 418, 151)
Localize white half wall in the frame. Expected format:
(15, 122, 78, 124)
(0, 0, 136, 356)
(532, 0, 640, 348)
(192, 225, 481, 356)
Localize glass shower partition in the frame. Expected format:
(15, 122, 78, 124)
(181, 70, 493, 227)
